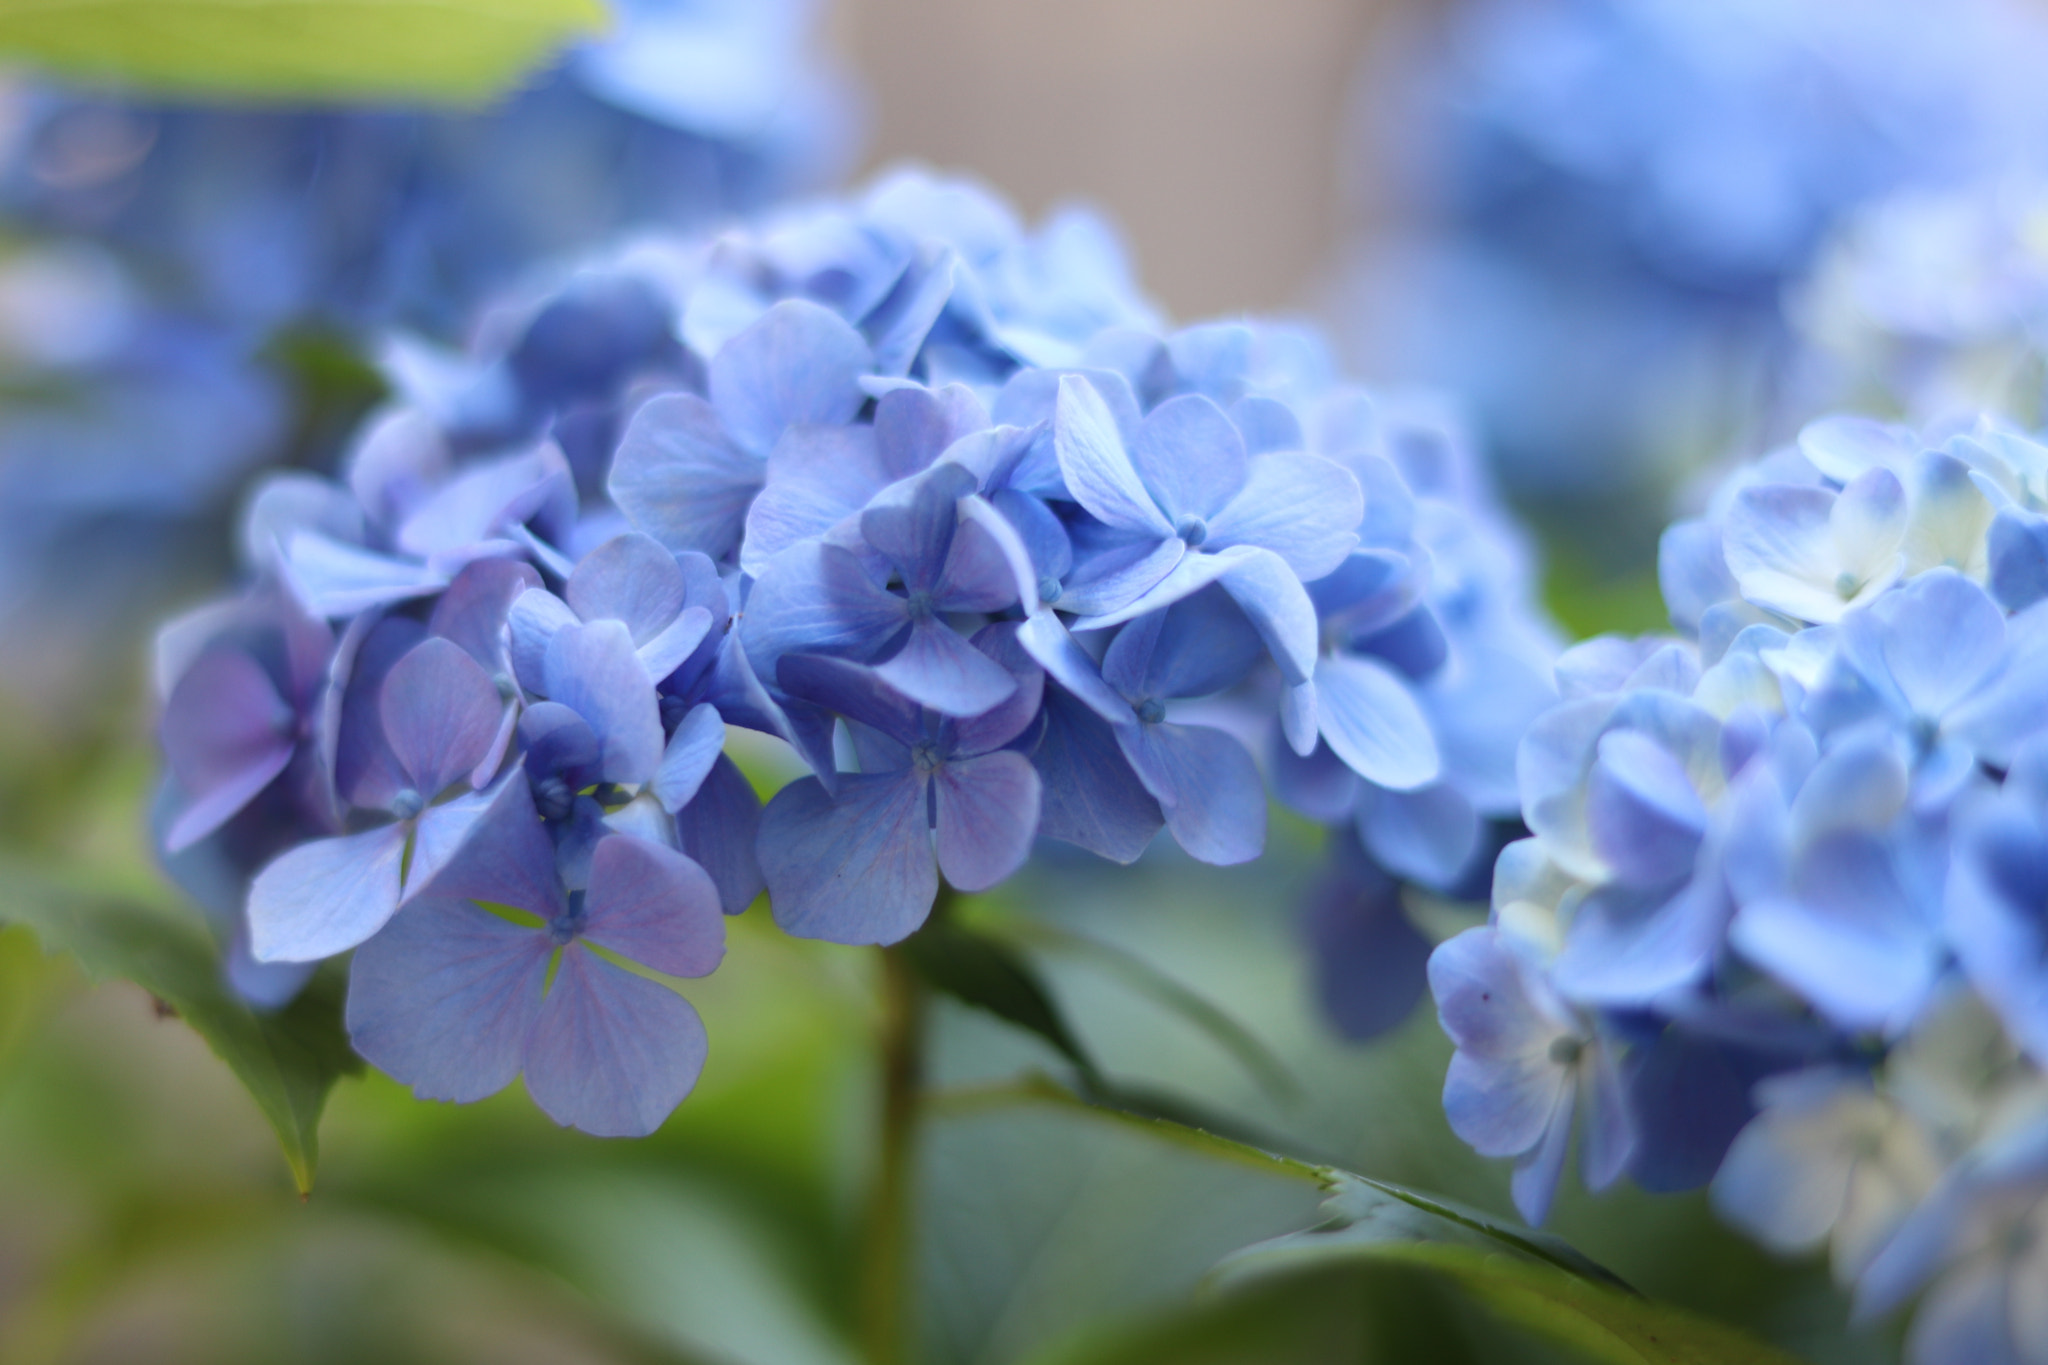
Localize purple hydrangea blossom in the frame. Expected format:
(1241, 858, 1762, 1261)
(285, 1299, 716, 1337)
(156, 171, 1559, 1140)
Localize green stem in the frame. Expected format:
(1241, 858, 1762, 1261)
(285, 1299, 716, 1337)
(860, 894, 944, 1364)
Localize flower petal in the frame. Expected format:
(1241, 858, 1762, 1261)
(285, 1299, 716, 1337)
(248, 824, 408, 963)
(608, 392, 763, 562)
(544, 620, 664, 786)
(874, 617, 1020, 718)
(933, 751, 1040, 891)
(583, 835, 726, 978)
(1314, 653, 1441, 791)
(1118, 721, 1265, 866)
(1053, 373, 1173, 537)
(1029, 685, 1162, 863)
(381, 638, 504, 800)
(709, 299, 873, 458)
(1128, 392, 1247, 524)
(676, 754, 765, 914)
(565, 532, 688, 643)
(740, 424, 887, 576)
(523, 945, 708, 1137)
(652, 702, 727, 814)
(346, 895, 550, 1103)
(760, 771, 937, 945)
(1206, 452, 1363, 582)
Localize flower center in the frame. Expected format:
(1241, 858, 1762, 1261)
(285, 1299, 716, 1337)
(911, 740, 943, 774)
(549, 890, 588, 946)
(1547, 1035, 1584, 1067)
(1038, 575, 1063, 606)
(1176, 515, 1209, 548)
(1135, 697, 1167, 725)
(390, 787, 424, 820)
(905, 590, 937, 622)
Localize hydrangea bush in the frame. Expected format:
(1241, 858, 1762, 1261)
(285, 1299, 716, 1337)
(1347, 0, 2048, 509)
(155, 169, 1558, 1136)
(1434, 410, 2048, 1360)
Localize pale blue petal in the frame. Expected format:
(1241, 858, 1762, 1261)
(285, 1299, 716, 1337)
(739, 424, 886, 576)
(1873, 568, 2005, 718)
(1658, 518, 1736, 636)
(760, 771, 938, 945)
(583, 835, 725, 978)
(346, 895, 550, 1104)
(284, 530, 448, 618)
(776, 652, 924, 746)
(1029, 686, 1162, 864)
(565, 532, 687, 643)
(248, 824, 407, 963)
(636, 606, 715, 685)
(708, 299, 873, 457)
(740, 541, 909, 680)
(1314, 653, 1441, 791)
(381, 638, 503, 800)
(1016, 611, 1134, 725)
(1127, 393, 1247, 523)
(934, 751, 1041, 891)
(524, 945, 708, 1137)
(1583, 729, 1707, 888)
(1357, 783, 1480, 890)
(676, 754, 765, 914)
(608, 392, 762, 562)
(507, 588, 579, 695)
(1053, 534, 1183, 617)
(652, 703, 727, 814)
(407, 773, 564, 918)
(544, 620, 664, 786)
(1206, 452, 1364, 582)
(428, 558, 542, 670)
(1303, 842, 1429, 1039)
(1053, 374, 1173, 537)
(1118, 721, 1265, 866)
(1731, 835, 1940, 1033)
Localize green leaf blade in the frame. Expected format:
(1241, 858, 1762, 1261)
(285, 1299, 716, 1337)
(0, 865, 360, 1193)
(0, 0, 608, 104)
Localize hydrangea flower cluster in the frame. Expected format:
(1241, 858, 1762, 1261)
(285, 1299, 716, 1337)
(1347, 0, 2048, 504)
(1431, 410, 2048, 1360)
(0, 0, 851, 710)
(155, 170, 1555, 1136)
(1791, 183, 2048, 427)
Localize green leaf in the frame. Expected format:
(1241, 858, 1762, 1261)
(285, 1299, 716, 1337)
(900, 917, 1103, 1082)
(0, 863, 360, 1193)
(0, 0, 608, 104)
(986, 919, 1300, 1105)
(929, 1080, 1800, 1365)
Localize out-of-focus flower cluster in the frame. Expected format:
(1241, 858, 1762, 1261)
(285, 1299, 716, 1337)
(1791, 182, 2048, 428)
(1348, 0, 2048, 510)
(1432, 410, 2048, 1361)
(154, 171, 1556, 1137)
(0, 0, 853, 711)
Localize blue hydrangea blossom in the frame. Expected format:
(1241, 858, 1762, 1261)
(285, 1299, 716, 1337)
(156, 171, 1558, 1140)
(1437, 410, 2048, 1363)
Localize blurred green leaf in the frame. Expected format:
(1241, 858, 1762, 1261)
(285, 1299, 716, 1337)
(902, 917, 1102, 1083)
(0, 863, 359, 1193)
(1209, 1182, 1804, 1364)
(1541, 542, 1669, 641)
(916, 1077, 1327, 1365)
(0, 0, 607, 104)
(986, 918, 1299, 1105)
(924, 1080, 1795, 1365)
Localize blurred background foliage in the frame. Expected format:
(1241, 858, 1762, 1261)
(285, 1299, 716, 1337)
(0, 0, 1922, 1362)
